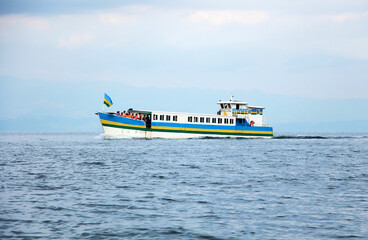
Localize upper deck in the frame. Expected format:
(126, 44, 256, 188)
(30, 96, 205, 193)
(125, 96, 268, 128)
(216, 96, 266, 126)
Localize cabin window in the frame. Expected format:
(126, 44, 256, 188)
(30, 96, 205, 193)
(236, 104, 239, 110)
(160, 115, 164, 121)
(230, 119, 234, 124)
(206, 117, 210, 123)
(200, 117, 204, 123)
(224, 118, 229, 124)
(188, 116, 192, 122)
(153, 114, 157, 120)
(218, 118, 222, 124)
(227, 104, 231, 108)
(166, 115, 171, 121)
(194, 117, 198, 122)
(220, 104, 224, 108)
(173, 116, 177, 121)
(212, 118, 216, 123)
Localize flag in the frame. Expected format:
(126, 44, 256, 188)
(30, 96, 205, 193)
(104, 93, 113, 107)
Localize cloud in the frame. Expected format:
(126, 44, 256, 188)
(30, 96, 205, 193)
(98, 6, 151, 25)
(317, 12, 368, 22)
(99, 13, 137, 25)
(0, 14, 49, 30)
(59, 33, 92, 48)
(188, 10, 269, 26)
(1, 5, 368, 99)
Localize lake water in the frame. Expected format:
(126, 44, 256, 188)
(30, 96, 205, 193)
(1, 132, 367, 239)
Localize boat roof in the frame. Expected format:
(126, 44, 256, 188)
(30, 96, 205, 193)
(217, 95, 248, 105)
(217, 100, 248, 105)
(248, 105, 265, 109)
(130, 109, 231, 117)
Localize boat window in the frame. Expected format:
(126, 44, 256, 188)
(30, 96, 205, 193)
(194, 117, 198, 122)
(160, 115, 164, 121)
(236, 104, 239, 110)
(224, 118, 229, 124)
(206, 117, 210, 123)
(220, 104, 224, 108)
(212, 118, 216, 123)
(166, 115, 171, 121)
(218, 118, 222, 124)
(153, 114, 157, 120)
(173, 116, 177, 121)
(227, 104, 231, 108)
(230, 119, 234, 124)
(188, 116, 192, 122)
(200, 117, 204, 123)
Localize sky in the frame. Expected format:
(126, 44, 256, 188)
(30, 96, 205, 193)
(0, 0, 367, 132)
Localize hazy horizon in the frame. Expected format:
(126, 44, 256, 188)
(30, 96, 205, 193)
(1, 0, 367, 132)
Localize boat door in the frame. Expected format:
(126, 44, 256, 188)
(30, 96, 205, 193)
(235, 118, 249, 130)
(146, 114, 152, 129)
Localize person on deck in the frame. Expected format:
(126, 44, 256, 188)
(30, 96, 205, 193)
(116, 111, 120, 116)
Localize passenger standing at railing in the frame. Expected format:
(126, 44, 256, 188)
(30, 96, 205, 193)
(116, 111, 120, 116)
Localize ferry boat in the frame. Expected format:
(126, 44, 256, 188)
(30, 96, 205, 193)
(97, 96, 273, 138)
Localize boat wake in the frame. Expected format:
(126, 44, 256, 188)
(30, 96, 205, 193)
(273, 135, 368, 140)
(97, 134, 151, 140)
(96, 133, 368, 140)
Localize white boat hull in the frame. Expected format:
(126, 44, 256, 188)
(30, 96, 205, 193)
(102, 125, 268, 139)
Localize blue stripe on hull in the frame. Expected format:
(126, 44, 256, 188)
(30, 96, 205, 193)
(151, 121, 272, 132)
(98, 112, 273, 135)
(99, 112, 145, 126)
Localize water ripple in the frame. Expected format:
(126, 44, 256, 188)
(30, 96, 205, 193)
(0, 132, 367, 239)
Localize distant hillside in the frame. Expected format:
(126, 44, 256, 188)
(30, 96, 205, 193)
(274, 120, 368, 133)
(0, 80, 367, 132)
(1, 116, 367, 133)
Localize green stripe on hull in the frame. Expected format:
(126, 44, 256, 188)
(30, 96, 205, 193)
(102, 123, 273, 137)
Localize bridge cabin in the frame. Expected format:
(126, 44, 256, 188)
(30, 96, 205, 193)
(217, 97, 266, 127)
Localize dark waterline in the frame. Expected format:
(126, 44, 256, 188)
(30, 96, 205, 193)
(1, 132, 367, 239)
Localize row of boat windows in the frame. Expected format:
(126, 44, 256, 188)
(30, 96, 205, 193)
(232, 109, 262, 114)
(153, 114, 178, 121)
(152, 114, 234, 125)
(188, 116, 234, 124)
